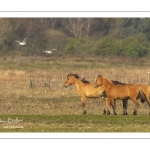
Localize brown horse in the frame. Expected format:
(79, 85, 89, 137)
(109, 80, 128, 115)
(111, 80, 147, 115)
(94, 75, 150, 115)
(111, 80, 150, 115)
(64, 73, 134, 115)
(64, 73, 104, 114)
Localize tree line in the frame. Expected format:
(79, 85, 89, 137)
(0, 18, 150, 58)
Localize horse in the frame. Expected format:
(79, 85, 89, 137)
(112, 80, 150, 115)
(111, 80, 147, 115)
(64, 73, 136, 115)
(110, 80, 128, 115)
(94, 75, 150, 115)
(64, 73, 104, 114)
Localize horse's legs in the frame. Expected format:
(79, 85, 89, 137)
(102, 97, 107, 115)
(131, 98, 139, 115)
(122, 99, 128, 115)
(144, 93, 150, 115)
(145, 100, 150, 115)
(148, 102, 150, 115)
(101, 96, 107, 114)
(138, 90, 150, 115)
(109, 98, 117, 115)
(103, 108, 107, 114)
(146, 97, 150, 115)
(81, 97, 87, 114)
(104, 98, 111, 115)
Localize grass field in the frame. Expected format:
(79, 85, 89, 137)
(0, 56, 150, 132)
(1, 114, 150, 132)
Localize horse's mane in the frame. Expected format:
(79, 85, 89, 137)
(98, 75, 126, 85)
(81, 77, 90, 84)
(68, 73, 90, 84)
(111, 80, 126, 85)
(68, 73, 80, 79)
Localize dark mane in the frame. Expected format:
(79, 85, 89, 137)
(81, 78, 90, 84)
(68, 73, 90, 84)
(68, 73, 80, 79)
(111, 80, 125, 85)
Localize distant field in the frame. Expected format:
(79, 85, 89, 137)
(0, 56, 150, 132)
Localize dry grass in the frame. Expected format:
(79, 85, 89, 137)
(0, 56, 149, 132)
(0, 56, 149, 115)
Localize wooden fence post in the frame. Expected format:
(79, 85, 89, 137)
(148, 71, 150, 85)
(138, 75, 140, 84)
(29, 76, 33, 88)
(62, 75, 64, 87)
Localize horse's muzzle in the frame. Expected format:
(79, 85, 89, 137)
(94, 85, 99, 88)
(64, 85, 68, 88)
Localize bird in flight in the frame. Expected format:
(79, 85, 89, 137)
(42, 49, 57, 54)
(15, 36, 33, 45)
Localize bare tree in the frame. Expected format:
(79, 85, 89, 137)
(66, 18, 93, 39)
(66, 18, 81, 39)
(86, 18, 93, 38)
(40, 18, 57, 29)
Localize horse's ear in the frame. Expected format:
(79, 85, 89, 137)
(67, 73, 71, 77)
(98, 75, 102, 77)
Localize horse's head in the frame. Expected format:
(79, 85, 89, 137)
(94, 75, 103, 88)
(64, 73, 78, 88)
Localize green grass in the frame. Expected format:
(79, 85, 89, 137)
(0, 56, 128, 71)
(0, 114, 150, 132)
(0, 61, 101, 71)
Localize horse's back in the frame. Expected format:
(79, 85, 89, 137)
(127, 83, 149, 97)
(83, 84, 103, 98)
(107, 84, 144, 99)
(107, 84, 129, 99)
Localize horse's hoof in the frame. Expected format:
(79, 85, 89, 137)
(83, 110, 87, 114)
(107, 111, 110, 115)
(103, 109, 107, 114)
(133, 112, 137, 115)
(123, 112, 128, 115)
(113, 111, 117, 115)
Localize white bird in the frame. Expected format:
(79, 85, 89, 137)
(15, 36, 33, 45)
(42, 51, 53, 54)
(42, 49, 57, 54)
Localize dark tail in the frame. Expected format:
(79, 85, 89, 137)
(137, 88, 146, 103)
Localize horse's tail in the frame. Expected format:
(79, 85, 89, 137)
(137, 88, 147, 103)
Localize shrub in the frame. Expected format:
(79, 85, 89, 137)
(95, 35, 122, 56)
(64, 38, 94, 55)
(122, 34, 149, 57)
